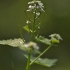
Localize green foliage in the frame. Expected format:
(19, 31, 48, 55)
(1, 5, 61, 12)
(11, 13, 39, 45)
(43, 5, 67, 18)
(0, 39, 40, 54)
(0, 0, 62, 70)
(23, 25, 33, 33)
(24, 54, 57, 67)
(0, 38, 24, 47)
(36, 36, 51, 45)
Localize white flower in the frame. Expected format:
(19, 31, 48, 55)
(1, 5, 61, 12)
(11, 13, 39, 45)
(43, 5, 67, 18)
(26, 20, 31, 24)
(36, 0, 45, 12)
(36, 1, 44, 8)
(38, 2, 43, 7)
(49, 33, 63, 40)
(27, 5, 35, 11)
(29, 5, 35, 9)
(24, 41, 39, 50)
(36, 12, 40, 16)
(27, 0, 45, 12)
(28, 1, 34, 4)
(38, 26, 40, 29)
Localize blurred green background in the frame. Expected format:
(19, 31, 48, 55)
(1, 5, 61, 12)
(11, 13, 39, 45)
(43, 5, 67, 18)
(0, 0, 70, 70)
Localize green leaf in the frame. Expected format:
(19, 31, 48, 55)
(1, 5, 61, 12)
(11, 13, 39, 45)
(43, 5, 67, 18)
(33, 50, 41, 54)
(0, 38, 24, 47)
(36, 36, 51, 45)
(0, 38, 40, 54)
(51, 39, 60, 43)
(24, 54, 57, 67)
(23, 25, 33, 32)
(0, 38, 29, 51)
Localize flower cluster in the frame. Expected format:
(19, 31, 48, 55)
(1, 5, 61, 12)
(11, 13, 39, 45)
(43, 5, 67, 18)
(49, 33, 62, 44)
(27, 0, 45, 16)
(24, 41, 39, 50)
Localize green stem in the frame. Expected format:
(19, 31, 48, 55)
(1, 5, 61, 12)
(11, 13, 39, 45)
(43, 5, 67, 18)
(26, 50, 31, 70)
(18, 24, 25, 42)
(12, 62, 14, 69)
(31, 10, 36, 41)
(30, 45, 52, 65)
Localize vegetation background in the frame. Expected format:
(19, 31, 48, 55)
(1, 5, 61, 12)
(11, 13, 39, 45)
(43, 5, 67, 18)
(0, 0, 70, 70)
